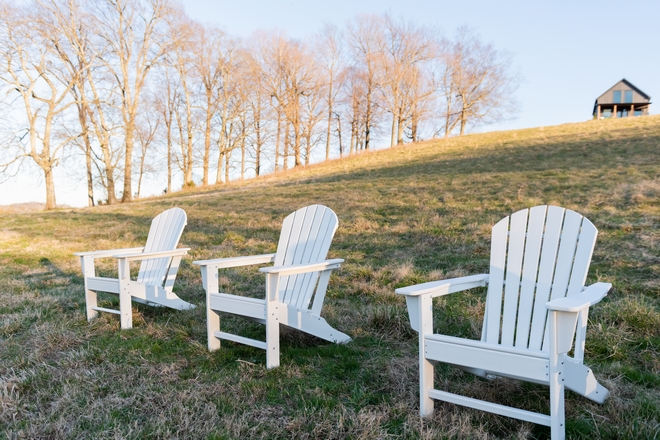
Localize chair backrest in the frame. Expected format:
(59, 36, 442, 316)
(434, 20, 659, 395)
(273, 205, 339, 310)
(482, 205, 597, 352)
(137, 207, 187, 286)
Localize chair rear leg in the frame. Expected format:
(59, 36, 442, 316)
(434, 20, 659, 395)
(266, 301, 280, 369)
(119, 283, 133, 330)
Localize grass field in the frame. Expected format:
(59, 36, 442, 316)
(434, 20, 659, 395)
(1, 115, 659, 439)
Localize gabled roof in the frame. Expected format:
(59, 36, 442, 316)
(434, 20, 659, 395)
(597, 78, 651, 101)
(593, 78, 651, 115)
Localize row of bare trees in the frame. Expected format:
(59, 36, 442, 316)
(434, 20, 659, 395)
(0, 0, 520, 209)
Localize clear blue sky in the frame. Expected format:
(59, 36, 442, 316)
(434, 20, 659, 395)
(2, 1, 658, 206)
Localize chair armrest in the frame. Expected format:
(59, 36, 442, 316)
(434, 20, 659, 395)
(546, 282, 611, 313)
(74, 247, 144, 258)
(395, 274, 489, 298)
(113, 248, 190, 262)
(259, 259, 344, 276)
(192, 253, 276, 269)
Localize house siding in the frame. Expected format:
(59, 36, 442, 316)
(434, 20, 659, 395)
(597, 80, 650, 105)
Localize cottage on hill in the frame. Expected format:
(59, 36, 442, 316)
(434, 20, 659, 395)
(593, 79, 651, 119)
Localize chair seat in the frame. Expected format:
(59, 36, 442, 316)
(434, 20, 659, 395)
(209, 292, 266, 320)
(425, 333, 550, 385)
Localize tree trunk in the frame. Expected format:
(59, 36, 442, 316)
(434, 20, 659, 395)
(77, 103, 95, 207)
(44, 166, 56, 210)
(305, 132, 311, 166)
(203, 87, 212, 186)
(459, 107, 467, 136)
(167, 134, 172, 193)
(217, 150, 224, 184)
(336, 114, 343, 158)
(396, 113, 404, 145)
(275, 108, 281, 172)
(390, 113, 397, 147)
(325, 78, 333, 161)
(121, 121, 134, 202)
(240, 133, 245, 180)
(283, 121, 290, 171)
(224, 149, 230, 183)
(365, 86, 372, 150)
(411, 111, 418, 143)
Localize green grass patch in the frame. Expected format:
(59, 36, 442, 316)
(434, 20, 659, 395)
(1, 116, 659, 438)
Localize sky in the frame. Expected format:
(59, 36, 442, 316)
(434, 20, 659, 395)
(2, 0, 659, 207)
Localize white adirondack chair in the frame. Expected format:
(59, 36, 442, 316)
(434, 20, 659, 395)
(396, 206, 611, 440)
(74, 207, 194, 330)
(194, 204, 351, 369)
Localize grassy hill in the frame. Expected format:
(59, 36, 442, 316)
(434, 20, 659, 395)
(1, 115, 659, 439)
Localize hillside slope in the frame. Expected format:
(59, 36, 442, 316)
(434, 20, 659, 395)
(1, 116, 659, 439)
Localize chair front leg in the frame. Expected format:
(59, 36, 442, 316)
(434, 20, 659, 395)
(548, 310, 567, 440)
(417, 293, 435, 417)
(265, 272, 281, 369)
(80, 255, 98, 322)
(203, 265, 221, 351)
(118, 257, 133, 330)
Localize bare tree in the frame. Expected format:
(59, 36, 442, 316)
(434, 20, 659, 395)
(347, 14, 385, 151)
(0, 2, 80, 209)
(135, 96, 159, 198)
(444, 27, 520, 136)
(378, 15, 436, 146)
(315, 23, 346, 161)
(93, 0, 181, 202)
(169, 17, 199, 188)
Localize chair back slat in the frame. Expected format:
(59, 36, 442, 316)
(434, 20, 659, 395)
(484, 216, 509, 343)
(274, 205, 338, 309)
(137, 208, 187, 286)
(527, 206, 565, 350)
(514, 205, 546, 348)
(483, 206, 598, 352)
(500, 209, 529, 346)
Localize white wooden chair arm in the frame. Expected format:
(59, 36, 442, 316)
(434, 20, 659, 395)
(259, 259, 344, 276)
(74, 247, 145, 258)
(395, 274, 490, 298)
(113, 248, 190, 262)
(193, 253, 276, 270)
(546, 282, 611, 313)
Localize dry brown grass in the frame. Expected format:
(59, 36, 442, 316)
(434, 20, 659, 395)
(1, 115, 659, 438)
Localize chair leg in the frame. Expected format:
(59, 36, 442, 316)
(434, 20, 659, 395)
(265, 300, 280, 369)
(549, 310, 566, 440)
(419, 294, 435, 416)
(119, 283, 133, 330)
(81, 256, 98, 322)
(85, 288, 98, 322)
(420, 356, 435, 416)
(549, 363, 566, 440)
(118, 259, 133, 330)
(207, 309, 221, 351)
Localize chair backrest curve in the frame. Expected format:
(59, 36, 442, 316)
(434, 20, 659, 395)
(482, 205, 597, 352)
(274, 205, 339, 310)
(137, 207, 187, 287)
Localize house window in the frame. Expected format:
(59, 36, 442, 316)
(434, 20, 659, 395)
(602, 109, 612, 118)
(624, 90, 633, 103)
(634, 110, 643, 116)
(613, 91, 621, 103)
